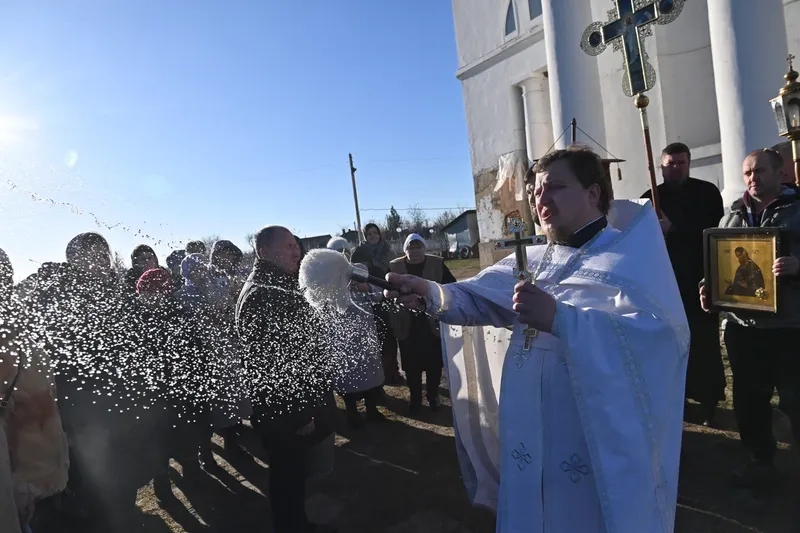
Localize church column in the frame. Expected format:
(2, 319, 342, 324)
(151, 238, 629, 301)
(708, 0, 787, 207)
(510, 85, 536, 234)
(540, 0, 605, 148)
(521, 75, 554, 160)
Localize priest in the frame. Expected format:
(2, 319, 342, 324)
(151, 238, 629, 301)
(385, 146, 689, 533)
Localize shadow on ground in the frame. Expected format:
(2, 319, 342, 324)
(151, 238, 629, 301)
(35, 386, 799, 533)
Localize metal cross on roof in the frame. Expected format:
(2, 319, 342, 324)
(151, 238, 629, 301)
(581, 0, 686, 97)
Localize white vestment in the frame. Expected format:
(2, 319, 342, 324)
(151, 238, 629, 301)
(433, 200, 689, 533)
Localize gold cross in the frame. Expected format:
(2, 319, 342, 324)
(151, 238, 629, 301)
(789, 53, 796, 71)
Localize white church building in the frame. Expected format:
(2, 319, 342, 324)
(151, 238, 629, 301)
(451, 0, 800, 267)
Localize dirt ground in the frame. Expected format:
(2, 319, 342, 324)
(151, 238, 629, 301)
(125, 379, 800, 533)
(115, 261, 799, 532)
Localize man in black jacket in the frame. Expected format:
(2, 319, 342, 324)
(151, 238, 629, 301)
(642, 142, 726, 426)
(235, 225, 337, 533)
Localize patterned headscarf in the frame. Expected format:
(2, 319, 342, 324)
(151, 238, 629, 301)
(181, 253, 209, 286)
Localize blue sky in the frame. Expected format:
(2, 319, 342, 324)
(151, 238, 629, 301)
(0, 1, 474, 279)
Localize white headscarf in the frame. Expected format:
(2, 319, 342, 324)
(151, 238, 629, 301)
(403, 233, 425, 252)
(326, 237, 352, 260)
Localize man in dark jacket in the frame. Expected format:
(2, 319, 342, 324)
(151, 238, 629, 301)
(235, 225, 337, 533)
(701, 148, 800, 491)
(642, 142, 726, 425)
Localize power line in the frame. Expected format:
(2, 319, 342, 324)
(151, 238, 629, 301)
(362, 156, 465, 164)
(360, 206, 474, 212)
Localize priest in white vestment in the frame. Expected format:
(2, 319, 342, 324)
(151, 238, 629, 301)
(385, 147, 689, 533)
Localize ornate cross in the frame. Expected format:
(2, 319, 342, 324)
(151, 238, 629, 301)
(581, 0, 686, 97)
(581, 0, 686, 219)
(493, 216, 547, 352)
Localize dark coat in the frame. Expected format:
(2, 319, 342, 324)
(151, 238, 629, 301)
(642, 177, 724, 300)
(235, 260, 335, 446)
(17, 262, 130, 429)
(719, 187, 800, 328)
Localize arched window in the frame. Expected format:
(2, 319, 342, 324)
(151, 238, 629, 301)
(528, 0, 542, 19)
(505, 1, 517, 36)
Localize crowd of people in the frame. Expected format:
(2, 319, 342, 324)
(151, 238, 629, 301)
(0, 220, 454, 533)
(2, 140, 799, 533)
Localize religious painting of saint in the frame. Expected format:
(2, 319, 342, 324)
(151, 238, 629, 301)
(704, 228, 782, 313)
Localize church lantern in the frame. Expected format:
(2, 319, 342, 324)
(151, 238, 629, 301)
(770, 54, 800, 185)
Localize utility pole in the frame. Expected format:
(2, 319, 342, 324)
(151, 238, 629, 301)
(349, 153, 364, 243)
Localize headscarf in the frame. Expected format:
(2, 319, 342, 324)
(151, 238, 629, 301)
(181, 253, 209, 286)
(166, 250, 186, 272)
(403, 233, 425, 253)
(136, 268, 174, 296)
(185, 240, 206, 255)
(210, 240, 243, 271)
(326, 237, 351, 254)
(130, 244, 157, 268)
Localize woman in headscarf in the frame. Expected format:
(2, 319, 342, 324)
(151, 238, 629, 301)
(325, 238, 386, 429)
(388, 234, 456, 415)
(354, 224, 401, 385)
(165, 249, 186, 291)
(209, 240, 252, 452)
(122, 244, 159, 295)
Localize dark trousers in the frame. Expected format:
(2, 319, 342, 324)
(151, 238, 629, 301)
(406, 364, 443, 406)
(343, 386, 383, 412)
(375, 309, 400, 382)
(724, 323, 800, 462)
(261, 436, 310, 533)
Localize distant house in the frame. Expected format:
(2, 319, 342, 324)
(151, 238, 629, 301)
(441, 209, 479, 259)
(299, 234, 332, 252)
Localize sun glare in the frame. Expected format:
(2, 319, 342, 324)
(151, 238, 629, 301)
(0, 114, 39, 145)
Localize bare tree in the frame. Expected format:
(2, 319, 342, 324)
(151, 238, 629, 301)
(431, 210, 457, 232)
(201, 234, 220, 253)
(112, 252, 127, 276)
(244, 233, 256, 252)
(406, 205, 429, 236)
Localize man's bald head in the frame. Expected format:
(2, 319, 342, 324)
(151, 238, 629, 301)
(254, 225, 302, 274)
(255, 226, 288, 258)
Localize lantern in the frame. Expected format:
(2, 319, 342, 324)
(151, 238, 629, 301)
(770, 54, 800, 185)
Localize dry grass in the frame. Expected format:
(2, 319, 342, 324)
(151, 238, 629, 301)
(446, 258, 481, 281)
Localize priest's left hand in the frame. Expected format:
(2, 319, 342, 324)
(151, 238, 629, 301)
(351, 281, 371, 293)
(512, 281, 557, 333)
(773, 255, 800, 276)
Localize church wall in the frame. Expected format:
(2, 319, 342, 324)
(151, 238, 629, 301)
(458, 34, 547, 269)
(785, 0, 800, 59)
(461, 43, 547, 172)
(452, 0, 546, 69)
(451, 0, 504, 68)
(655, 0, 720, 151)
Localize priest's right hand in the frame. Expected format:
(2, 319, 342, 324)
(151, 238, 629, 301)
(699, 281, 710, 313)
(384, 273, 430, 310)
